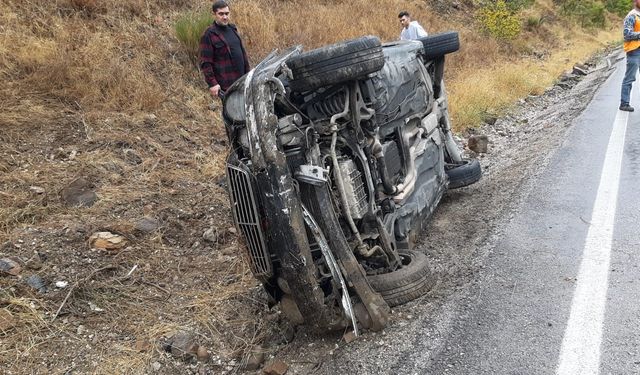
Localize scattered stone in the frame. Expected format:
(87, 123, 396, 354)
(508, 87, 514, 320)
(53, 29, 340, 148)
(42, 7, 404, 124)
(485, 116, 498, 126)
(557, 81, 572, 89)
(202, 228, 218, 243)
(29, 186, 45, 194)
(167, 331, 199, 359)
(0, 309, 16, 332)
(88, 302, 104, 312)
(25, 275, 47, 293)
(197, 345, 210, 362)
(572, 64, 588, 76)
(143, 114, 158, 127)
(244, 347, 265, 370)
(135, 216, 160, 233)
(227, 227, 237, 235)
(159, 135, 173, 143)
(467, 135, 489, 154)
(26, 254, 43, 270)
(151, 361, 162, 371)
(60, 178, 98, 207)
(279, 295, 304, 325)
(55, 281, 69, 288)
(89, 232, 128, 251)
(343, 331, 357, 344)
(263, 360, 288, 375)
(123, 149, 143, 165)
(0, 258, 22, 276)
(135, 338, 152, 352)
(77, 325, 86, 335)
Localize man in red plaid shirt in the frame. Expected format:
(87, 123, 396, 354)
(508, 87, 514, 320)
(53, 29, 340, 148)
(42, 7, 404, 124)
(199, 0, 250, 99)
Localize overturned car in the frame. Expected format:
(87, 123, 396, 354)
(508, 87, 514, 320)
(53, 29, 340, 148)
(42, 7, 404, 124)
(222, 32, 481, 333)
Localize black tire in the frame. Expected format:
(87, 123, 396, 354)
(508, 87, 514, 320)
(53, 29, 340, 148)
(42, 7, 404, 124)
(418, 31, 460, 60)
(286, 35, 385, 92)
(446, 158, 482, 189)
(367, 250, 436, 307)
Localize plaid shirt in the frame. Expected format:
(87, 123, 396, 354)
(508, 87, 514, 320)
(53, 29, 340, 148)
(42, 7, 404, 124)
(199, 23, 250, 91)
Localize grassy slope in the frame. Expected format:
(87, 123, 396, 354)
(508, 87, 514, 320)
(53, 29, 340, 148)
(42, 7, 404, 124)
(0, 0, 621, 373)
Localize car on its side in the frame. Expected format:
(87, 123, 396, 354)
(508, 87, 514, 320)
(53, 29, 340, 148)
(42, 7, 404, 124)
(222, 32, 481, 332)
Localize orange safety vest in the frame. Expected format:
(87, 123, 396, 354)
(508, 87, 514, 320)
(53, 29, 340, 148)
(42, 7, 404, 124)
(624, 15, 640, 52)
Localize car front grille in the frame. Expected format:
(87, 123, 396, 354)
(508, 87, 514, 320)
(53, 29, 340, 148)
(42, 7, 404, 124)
(226, 163, 272, 280)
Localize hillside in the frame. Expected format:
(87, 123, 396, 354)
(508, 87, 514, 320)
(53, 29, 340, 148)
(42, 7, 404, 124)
(0, 0, 621, 373)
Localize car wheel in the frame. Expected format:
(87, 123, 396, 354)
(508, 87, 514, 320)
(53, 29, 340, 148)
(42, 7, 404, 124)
(367, 250, 436, 307)
(418, 31, 460, 60)
(446, 158, 482, 189)
(286, 35, 385, 92)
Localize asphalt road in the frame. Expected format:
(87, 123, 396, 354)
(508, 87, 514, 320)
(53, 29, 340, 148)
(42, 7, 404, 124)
(415, 58, 640, 374)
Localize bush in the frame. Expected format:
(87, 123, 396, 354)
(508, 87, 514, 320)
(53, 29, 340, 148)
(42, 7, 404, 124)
(525, 15, 545, 31)
(174, 11, 213, 61)
(478, 0, 522, 41)
(605, 0, 629, 17)
(557, 0, 606, 27)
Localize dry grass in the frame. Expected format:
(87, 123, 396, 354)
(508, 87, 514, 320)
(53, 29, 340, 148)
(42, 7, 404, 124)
(0, 0, 624, 372)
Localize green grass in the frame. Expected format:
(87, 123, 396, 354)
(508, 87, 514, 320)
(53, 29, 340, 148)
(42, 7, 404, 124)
(174, 11, 213, 61)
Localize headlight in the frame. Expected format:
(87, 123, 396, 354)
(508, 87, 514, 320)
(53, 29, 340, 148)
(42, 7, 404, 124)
(223, 90, 246, 123)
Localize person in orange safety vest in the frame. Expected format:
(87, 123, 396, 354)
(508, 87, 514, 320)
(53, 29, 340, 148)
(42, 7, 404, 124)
(620, 0, 640, 112)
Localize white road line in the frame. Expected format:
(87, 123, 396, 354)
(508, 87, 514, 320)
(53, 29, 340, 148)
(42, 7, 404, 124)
(556, 109, 629, 375)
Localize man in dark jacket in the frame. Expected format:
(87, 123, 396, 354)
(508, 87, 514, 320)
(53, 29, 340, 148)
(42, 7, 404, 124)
(199, 0, 250, 99)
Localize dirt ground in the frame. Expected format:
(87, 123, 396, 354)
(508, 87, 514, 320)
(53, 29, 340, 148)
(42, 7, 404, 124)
(0, 47, 619, 375)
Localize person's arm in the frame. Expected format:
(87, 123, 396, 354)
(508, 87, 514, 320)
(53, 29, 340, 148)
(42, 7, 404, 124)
(623, 15, 640, 41)
(199, 31, 220, 96)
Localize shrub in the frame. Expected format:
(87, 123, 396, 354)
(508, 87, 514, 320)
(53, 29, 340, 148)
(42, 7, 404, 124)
(605, 0, 629, 17)
(174, 11, 213, 62)
(557, 0, 606, 27)
(478, 0, 522, 41)
(525, 15, 545, 31)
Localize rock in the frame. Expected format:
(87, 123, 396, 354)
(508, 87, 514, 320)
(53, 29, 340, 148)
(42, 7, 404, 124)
(89, 232, 128, 251)
(0, 258, 22, 276)
(29, 186, 45, 194)
(573, 64, 588, 75)
(26, 253, 43, 270)
(467, 135, 489, 154)
(0, 309, 16, 332)
(202, 228, 218, 243)
(60, 178, 98, 207)
(197, 345, 210, 362)
(135, 338, 152, 352)
(135, 216, 160, 233)
(25, 275, 47, 293)
(151, 361, 162, 371)
(485, 116, 498, 126)
(343, 331, 357, 344)
(167, 331, 199, 359)
(227, 227, 237, 235)
(55, 281, 69, 288)
(77, 325, 86, 335)
(159, 135, 173, 143)
(244, 347, 265, 370)
(123, 149, 143, 165)
(279, 295, 304, 325)
(143, 114, 158, 127)
(263, 360, 288, 375)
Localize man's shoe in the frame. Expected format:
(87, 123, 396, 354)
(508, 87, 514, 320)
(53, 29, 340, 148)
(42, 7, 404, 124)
(619, 103, 635, 112)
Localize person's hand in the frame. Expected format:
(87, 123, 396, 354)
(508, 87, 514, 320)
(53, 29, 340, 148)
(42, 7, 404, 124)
(209, 84, 221, 98)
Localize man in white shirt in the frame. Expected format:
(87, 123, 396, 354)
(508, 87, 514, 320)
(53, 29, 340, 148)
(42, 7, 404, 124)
(399, 11, 428, 40)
